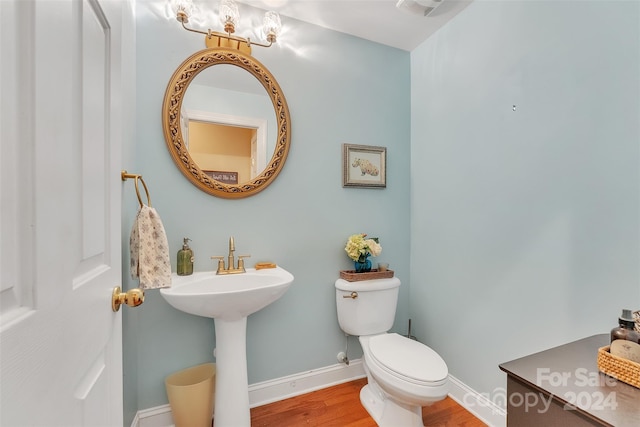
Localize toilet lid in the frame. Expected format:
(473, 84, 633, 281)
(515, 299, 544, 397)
(368, 333, 448, 384)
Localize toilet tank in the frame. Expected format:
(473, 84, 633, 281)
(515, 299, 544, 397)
(335, 277, 400, 336)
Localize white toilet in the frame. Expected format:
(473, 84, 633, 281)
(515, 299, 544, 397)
(335, 277, 449, 427)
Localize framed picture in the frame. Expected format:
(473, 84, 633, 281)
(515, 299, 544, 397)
(342, 144, 386, 188)
(203, 170, 239, 184)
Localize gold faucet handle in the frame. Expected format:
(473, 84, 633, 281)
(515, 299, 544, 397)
(237, 255, 251, 270)
(211, 256, 225, 271)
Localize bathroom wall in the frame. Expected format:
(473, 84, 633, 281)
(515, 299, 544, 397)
(124, 1, 411, 420)
(410, 0, 639, 409)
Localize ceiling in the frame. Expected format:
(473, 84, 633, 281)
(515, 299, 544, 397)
(240, 0, 473, 51)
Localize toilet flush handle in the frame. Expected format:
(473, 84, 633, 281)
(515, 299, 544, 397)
(343, 292, 358, 299)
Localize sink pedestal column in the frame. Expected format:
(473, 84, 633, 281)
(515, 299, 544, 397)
(213, 317, 250, 427)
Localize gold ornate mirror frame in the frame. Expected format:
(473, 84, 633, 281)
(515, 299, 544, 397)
(162, 48, 291, 199)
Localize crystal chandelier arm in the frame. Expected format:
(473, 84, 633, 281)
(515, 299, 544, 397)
(180, 20, 274, 48)
(180, 20, 209, 36)
(243, 37, 273, 48)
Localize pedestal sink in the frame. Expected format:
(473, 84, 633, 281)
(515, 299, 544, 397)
(160, 267, 294, 426)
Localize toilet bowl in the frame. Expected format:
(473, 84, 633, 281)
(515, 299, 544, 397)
(358, 333, 449, 426)
(335, 277, 449, 427)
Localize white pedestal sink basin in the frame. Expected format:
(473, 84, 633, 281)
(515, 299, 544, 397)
(160, 267, 294, 426)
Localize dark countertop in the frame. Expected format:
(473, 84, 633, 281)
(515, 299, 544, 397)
(499, 334, 640, 427)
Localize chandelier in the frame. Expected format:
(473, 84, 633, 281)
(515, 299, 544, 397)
(169, 0, 282, 53)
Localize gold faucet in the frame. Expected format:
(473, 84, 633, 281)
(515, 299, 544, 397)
(211, 236, 250, 275)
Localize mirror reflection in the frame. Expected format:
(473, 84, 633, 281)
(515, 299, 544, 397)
(181, 65, 277, 184)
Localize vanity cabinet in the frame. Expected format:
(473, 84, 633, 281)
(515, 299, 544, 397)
(499, 334, 640, 427)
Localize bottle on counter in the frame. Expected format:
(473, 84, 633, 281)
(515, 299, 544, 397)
(177, 237, 194, 276)
(610, 309, 640, 364)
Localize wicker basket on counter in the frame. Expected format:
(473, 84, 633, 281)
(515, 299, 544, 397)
(597, 346, 640, 389)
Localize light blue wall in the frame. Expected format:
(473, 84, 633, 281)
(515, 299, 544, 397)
(124, 1, 410, 420)
(410, 0, 640, 406)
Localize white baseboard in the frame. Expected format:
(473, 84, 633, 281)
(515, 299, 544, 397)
(134, 404, 173, 427)
(447, 374, 507, 427)
(132, 361, 507, 427)
(248, 358, 366, 407)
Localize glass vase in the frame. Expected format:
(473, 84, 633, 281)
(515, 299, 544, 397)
(354, 256, 372, 273)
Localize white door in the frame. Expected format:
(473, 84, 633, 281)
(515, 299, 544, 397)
(0, 0, 132, 425)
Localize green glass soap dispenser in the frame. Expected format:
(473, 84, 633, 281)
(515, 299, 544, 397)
(177, 237, 194, 276)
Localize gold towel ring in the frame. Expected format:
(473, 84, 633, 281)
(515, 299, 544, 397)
(133, 176, 151, 207)
(121, 170, 152, 207)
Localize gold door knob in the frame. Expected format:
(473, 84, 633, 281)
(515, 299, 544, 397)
(112, 286, 145, 312)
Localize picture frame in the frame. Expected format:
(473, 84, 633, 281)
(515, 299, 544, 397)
(203, 170, 239, 184)
(342, 144, 386, 188)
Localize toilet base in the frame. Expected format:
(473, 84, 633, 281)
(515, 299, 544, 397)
(360, 383, 424, 427)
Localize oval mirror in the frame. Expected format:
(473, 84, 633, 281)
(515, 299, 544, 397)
(162, 48, 291, 198)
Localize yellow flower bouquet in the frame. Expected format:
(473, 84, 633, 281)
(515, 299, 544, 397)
(345, 234, 382, 272)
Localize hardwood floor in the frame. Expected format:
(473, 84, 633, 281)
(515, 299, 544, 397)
(250, 378, 487, 427)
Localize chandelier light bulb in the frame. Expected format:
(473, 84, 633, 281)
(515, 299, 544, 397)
(171, 0, 194, 23)
(219, 0, 239, 34)
(262, 11, 281, 43)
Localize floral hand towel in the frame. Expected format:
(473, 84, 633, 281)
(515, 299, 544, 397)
(130, 205, 172, 289)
